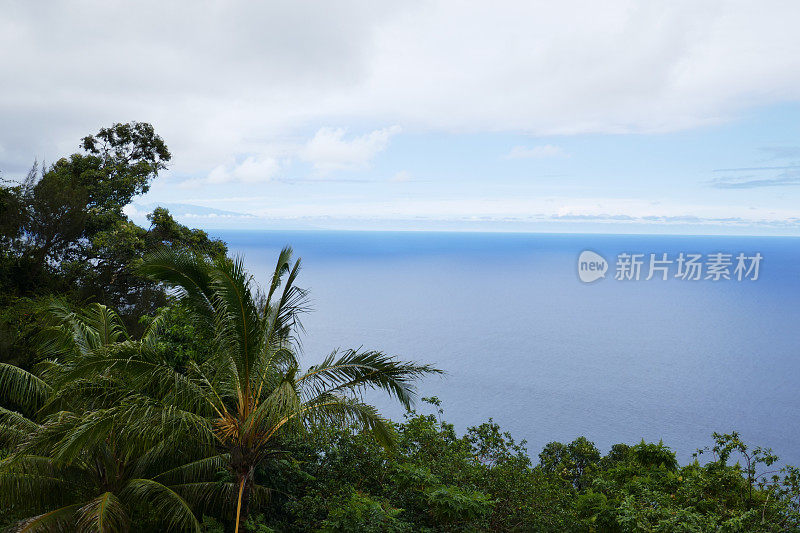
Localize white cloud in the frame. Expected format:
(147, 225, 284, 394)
(300, 126, 400, 175)
(505, 144, 566, 159)
(122, 204, 147, 219)
(390, 170, 413, 182)
(229, 195, 800, 229)
(205, 156, 281, 184)
(2, 1, 800, 178)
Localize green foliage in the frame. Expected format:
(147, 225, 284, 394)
(78, 122, 171, 208)
(201, 515, 226, 533)
(0, 302, 204, 532)
(139, 302, 216, 371)
(222, 397, 800, 533)
(0, 298, 39, 370)
(426, 485, 494, 526)
(539, 436, 601, 490)
(11, 249, 439, 532)
(0, 122, 226, 363)
(320, 491, 409, 533)
(567, 431, 800, 532)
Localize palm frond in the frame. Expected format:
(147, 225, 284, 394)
(11, 503, 81, 533)
(0, 455, 83, 510)
(245, 371, 302, 444)
(170, 481, 238, 515)
(61, 350, 218, 417)
(26, 398, 213, 465)
(299, 349, 442, 410)
(111, 399, 219, 456)
(36, 300, 129, 362)
(209, 255, 263, 386)
(24, 409, 115, 464)
(140, 307, 169, 349)
(122, 479, 201, 532)
(152, 454, 230, 485)
(265, 254, 309, 348)
(302, 394, 397, 449)
(0, 363, 52, 416)
(250, 347, 299, 412)
(138, 248, 216, 323)
(80, 304, 129, 347)
(0, 405, 40, 447)
(265, 246, 294, 306)
(75, 492, 128, 533)
(171, 482, 269, 516)
(36, 298, 87, 358)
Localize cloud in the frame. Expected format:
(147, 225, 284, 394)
(710, 170, 800, 189)
(205, 156, 281, 184)
(552, 214, 636, 221)
(390, 170, 413, 182)
(710, 157, 800, 188)
(712, 165, 800, 172)
(505, 144, 566, 159)
(760, 146, 800, 159)
(177, 125, 398, 185)
(125, 202, 256, 219)
(3, 2, 800, 178)
(300, 126, 400, 175)
(208, 195, 793, 224)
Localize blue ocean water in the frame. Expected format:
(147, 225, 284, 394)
(212, 230, 800, 465)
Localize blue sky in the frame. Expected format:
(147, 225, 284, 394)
(133, 103, 800, 234)
(2, 1, 800, 234)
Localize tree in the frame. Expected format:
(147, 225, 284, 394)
(78, 122, 170, 210)
(0, 122, 170, 290)
(62, 248, 439, 532)
(0, 302, 203, 532)
(539, 436, 601, 490)
(0, 122, 227, 367)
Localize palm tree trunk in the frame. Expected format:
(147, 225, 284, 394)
(234, 476, 246, 533)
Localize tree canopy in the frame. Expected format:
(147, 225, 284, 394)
(0, 122, 226, 367)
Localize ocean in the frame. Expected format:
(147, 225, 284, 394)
(212, 230, 800, 465)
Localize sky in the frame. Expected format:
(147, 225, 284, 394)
(2, 1, 800, 234)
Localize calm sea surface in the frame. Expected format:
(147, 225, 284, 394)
(211, 230, 800, 464)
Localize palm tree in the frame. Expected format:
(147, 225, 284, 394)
(0, 302, 203, 532)
(67, 247, 439, 532)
